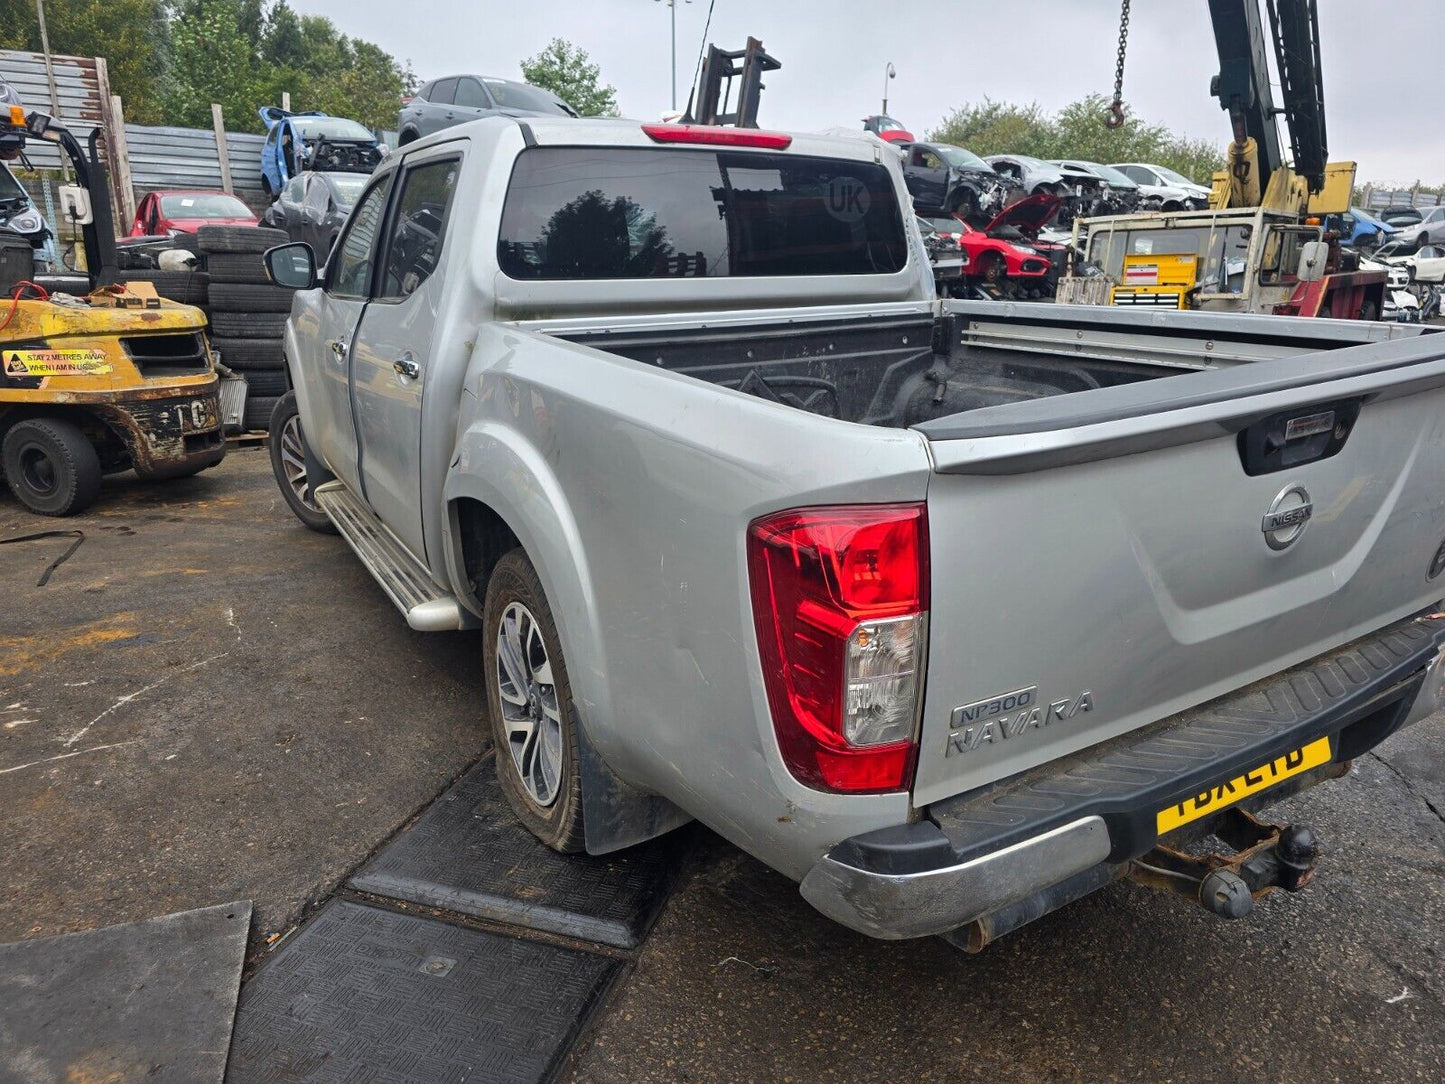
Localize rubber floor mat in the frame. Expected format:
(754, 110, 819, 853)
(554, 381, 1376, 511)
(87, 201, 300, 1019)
(225, 900, 617, 1084)
(349, 757, 685, 949)
(0, 900, 251, 1084)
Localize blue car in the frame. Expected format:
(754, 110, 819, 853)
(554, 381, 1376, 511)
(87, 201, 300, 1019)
(1327, 205, 1397, 251)
(258, 107, 384, 198)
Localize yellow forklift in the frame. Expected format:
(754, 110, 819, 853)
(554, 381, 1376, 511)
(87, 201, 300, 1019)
(0, 106, 223, 516)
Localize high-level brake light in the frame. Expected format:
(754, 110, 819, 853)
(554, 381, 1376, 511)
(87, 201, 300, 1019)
(641, 123, 793, 150)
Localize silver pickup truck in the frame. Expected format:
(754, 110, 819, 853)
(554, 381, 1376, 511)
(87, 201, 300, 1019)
(262, 115, 1445, 946)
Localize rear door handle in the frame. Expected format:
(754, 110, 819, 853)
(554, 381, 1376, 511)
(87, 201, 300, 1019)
(394, 356, 421, 379)
(327, 338, 348, 358)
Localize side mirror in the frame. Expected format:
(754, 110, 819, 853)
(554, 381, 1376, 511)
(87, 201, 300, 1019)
(264, 242, 318, 289)
(1297, 240, 1328, 283)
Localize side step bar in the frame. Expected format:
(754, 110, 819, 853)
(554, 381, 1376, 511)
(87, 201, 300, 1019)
(313, 481, 471, 632)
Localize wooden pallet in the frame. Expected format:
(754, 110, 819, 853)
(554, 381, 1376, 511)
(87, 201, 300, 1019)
(225, 429, 269, 449)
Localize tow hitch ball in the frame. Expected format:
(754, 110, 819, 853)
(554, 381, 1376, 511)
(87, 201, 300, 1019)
(1128, 808, 1323, 921)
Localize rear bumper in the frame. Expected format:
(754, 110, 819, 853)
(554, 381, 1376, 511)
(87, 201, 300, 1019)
(800, 610, 1445, 939)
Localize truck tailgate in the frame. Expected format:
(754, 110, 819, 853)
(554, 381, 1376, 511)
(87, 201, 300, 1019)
(911, 331, 1445, 806)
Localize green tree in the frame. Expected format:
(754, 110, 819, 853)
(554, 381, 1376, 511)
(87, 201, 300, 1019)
(161, 0, 263, 129)
(931, 94, 1223, 185)
(521, 38, 618, 117)
(0, 0, 170, 124)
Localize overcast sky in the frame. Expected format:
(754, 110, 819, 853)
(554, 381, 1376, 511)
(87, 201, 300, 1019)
(301, 0, 1442, 184)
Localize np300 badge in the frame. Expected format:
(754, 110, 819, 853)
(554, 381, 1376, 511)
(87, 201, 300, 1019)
(1262, 483, 1312, 550)
(946, 685, 1094, 757)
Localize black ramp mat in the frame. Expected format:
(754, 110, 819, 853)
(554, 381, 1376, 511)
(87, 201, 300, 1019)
(0, 900, 251, 1084)
(225, 900, 618, 1084)
(349, 757, 685, 949)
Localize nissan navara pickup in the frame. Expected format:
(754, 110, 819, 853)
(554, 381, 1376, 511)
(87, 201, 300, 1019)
(262, 115, 1445, 948)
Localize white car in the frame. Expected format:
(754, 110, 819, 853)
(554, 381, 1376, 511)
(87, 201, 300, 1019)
(1108, 162, 1212, 211)
(1372, 240, 1445, 284)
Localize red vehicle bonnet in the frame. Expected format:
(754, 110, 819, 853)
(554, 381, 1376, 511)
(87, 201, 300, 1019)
(982, 193, 1061, 237)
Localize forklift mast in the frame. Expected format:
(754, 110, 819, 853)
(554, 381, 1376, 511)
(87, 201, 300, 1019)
(684, 37, 781, 128)
(0, 108, 120, 287)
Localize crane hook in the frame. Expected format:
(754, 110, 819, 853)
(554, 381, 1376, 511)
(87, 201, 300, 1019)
(1104, 0, 1131, 131)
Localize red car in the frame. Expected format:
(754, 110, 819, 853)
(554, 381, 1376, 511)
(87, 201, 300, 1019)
(129, 189, 258, 237)
(923, 193, 1065, 298)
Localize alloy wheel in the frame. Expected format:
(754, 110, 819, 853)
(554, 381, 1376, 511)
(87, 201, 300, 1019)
(495, 601, 563, 807)
(279, 414, 320, 512)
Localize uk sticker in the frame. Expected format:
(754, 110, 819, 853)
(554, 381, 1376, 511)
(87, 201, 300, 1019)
(826, 177, 871, 222)
(4, 349, 112, 377)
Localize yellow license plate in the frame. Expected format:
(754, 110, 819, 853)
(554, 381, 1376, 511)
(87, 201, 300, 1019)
(1156, 736, 1333, 835)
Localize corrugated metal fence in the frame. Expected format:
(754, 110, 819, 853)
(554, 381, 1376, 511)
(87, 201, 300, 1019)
(1360, 189, 1445, 213)
(0, 48, 104, 172)
(123, 125, 265, 193)
(2, 47, 267, 197)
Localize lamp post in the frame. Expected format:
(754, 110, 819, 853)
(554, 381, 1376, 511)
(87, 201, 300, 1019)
(655, 0, 692, 112)
(882, 61, 896, 116)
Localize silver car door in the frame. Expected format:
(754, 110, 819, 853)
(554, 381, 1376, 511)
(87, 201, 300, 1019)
(347, 147, 462, 561)
(299, 172, 394, 494)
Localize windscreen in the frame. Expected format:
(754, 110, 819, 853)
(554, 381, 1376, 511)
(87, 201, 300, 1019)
(498, 147, 908, 279)
(1082, 162, 1134, 186)
(484, 79, 575, 115)
(293, 117, 374, 141)
(328, 175, 368, 207)
(1153, 165, 1198, 187)
(0, 167, 26, 201)
(159, 193, 252, 218)
(937, 145, 989, 171)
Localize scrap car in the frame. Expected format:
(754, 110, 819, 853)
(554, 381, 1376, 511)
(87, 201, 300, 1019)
(128, 189, 257, 237)
(397, 75, 576, 144)
(261, 113, 1445, 949)
(984, 153, 1107, 225)
(259, 108, 383, 197)
(1107, 162, 1212, 210)
(900, 141, 1013, 220)
(923, 193, 1066, 298)
(260, 170, 368, 256)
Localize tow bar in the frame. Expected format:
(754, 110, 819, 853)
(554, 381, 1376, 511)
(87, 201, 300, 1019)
(1127, 803, 1330, 919)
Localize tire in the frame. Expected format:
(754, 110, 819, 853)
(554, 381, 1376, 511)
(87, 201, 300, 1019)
(268, 391, 336, 533)
(483, 550, 585, 853)
(206, 253, 271, 285)
(197, 225, 288, 255)
(243, 368, 288, 396)
(118, 269, 209, 305)
(2, 417, 102, 516)
(208, 283, 296, 313)
(210, 311, 288, 338)
(209, 336, 285, 370)
(243, 393, 281, 433)
(1359, 299, 1380, 322)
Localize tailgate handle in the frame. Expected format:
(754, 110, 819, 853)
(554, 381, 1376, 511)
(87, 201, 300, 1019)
(1237, 397, 1362, 477)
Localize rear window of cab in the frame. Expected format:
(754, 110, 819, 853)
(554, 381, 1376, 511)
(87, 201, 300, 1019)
(497, 147, 908, 279)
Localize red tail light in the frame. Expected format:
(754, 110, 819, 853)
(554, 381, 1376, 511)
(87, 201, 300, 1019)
(642, 123, 793, 150)
(747, 504, 929, 794)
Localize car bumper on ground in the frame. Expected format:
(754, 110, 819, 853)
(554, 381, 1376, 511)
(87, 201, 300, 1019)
(800, 610, 1445, 940)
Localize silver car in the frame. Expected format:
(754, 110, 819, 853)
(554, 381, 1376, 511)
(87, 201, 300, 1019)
(397, 75, 576, 145)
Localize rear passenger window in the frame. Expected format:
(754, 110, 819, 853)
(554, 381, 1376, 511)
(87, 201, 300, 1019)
(498, 147, 908, 279)
(378, 158, 460, 299)
(453, 78, 489, 109)
(430, 78, 457, 106)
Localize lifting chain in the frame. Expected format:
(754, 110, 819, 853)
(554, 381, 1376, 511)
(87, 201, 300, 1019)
(1106, 0, 1131, 130)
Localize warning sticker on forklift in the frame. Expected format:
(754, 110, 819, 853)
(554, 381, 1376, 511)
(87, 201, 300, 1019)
(4, 349, 112, 377)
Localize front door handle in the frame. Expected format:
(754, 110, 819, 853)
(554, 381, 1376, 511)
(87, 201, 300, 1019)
(394, 356, 421, 379)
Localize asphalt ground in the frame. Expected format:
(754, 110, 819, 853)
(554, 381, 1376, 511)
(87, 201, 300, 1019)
(3, 449, 1443, 1082)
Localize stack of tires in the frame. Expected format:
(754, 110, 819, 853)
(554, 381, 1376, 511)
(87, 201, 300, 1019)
(198, 225, 294, 432)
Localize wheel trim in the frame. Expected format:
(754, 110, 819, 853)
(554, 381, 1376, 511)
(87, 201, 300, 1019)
(279, 415, 320, 512)
(495, 601, 563, 807)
